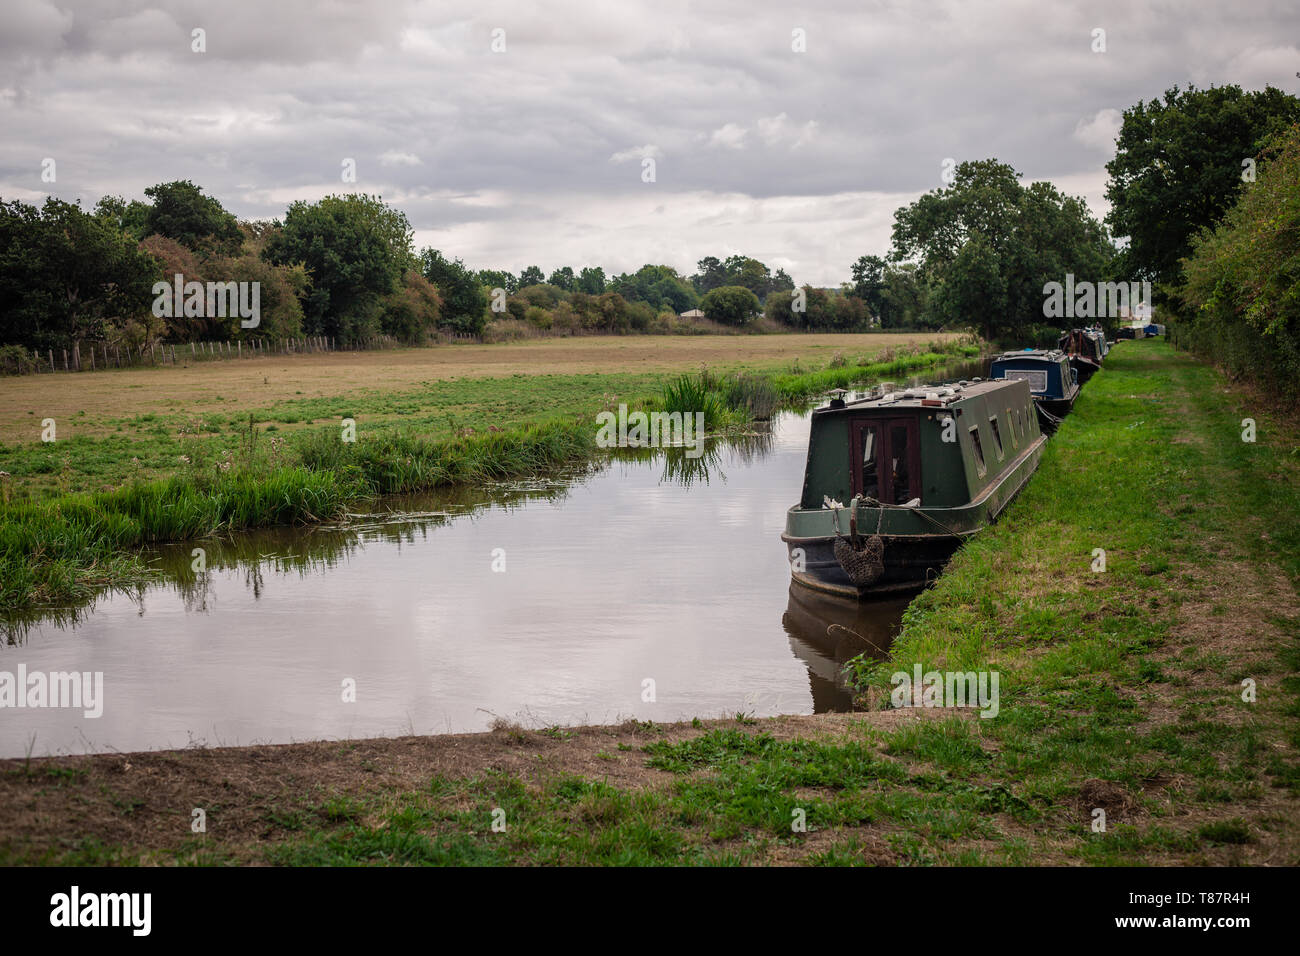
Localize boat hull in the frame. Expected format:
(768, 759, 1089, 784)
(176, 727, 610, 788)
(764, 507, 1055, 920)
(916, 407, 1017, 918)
(1037, 395, 1075, 418)
(784, 533, 969, 597)
(1069, 356, 1100, 384)
(782, 434, 1045, 599)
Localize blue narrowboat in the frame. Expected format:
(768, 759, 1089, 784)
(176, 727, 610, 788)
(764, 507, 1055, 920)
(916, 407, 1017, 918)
(990, 348, 1079, 428)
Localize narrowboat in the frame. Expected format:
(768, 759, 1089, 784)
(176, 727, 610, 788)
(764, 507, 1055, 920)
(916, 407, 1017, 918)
(1086, 324, 1110, 358)
(782, 378, 1046, 598)
(1059, 328, 1104, 383)
(990, 348, 1079, 429)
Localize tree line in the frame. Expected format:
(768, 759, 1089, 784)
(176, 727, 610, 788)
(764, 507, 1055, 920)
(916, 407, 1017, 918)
(3, 80, 1296, 367)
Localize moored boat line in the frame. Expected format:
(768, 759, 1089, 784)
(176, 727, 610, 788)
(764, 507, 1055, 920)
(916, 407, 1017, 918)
(785, 328, 1116, 600)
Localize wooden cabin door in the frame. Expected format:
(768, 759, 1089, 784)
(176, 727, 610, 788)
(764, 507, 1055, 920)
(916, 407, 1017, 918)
(850, 418, 921, 505)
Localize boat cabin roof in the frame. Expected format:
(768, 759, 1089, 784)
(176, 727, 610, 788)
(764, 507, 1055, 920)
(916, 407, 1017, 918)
(994, 349, 1067, 362)
(815, 377, 1014, 415)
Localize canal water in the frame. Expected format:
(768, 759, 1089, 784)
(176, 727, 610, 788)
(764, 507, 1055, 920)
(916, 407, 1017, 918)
(0, 358, 988, 757)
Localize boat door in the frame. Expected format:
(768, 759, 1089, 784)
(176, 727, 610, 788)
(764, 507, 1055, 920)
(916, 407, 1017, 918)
(850, 418, 921, 505)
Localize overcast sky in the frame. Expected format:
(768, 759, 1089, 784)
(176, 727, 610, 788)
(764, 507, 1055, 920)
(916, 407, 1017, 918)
(2, 0, 1296, 286)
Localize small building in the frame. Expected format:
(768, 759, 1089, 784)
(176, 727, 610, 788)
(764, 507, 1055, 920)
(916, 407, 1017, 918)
(679, 308, 706, 319)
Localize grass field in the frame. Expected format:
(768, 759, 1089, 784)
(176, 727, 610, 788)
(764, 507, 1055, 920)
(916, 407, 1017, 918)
(0, 332, 975, 612)
(0, 332, 959, 497)
(2, 339, 1295, 865)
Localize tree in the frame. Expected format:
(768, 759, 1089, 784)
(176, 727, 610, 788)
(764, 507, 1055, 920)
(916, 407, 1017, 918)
(700, 285, 760, 326)
(691, 255, 789, 300)
(576, 266, 606, 295)
(609, 264, 698, 312)
(94, 195, 151, 241)
(880, 262, 932, 329)
(379, 272, 443, 343)
(0, 198, 158, 351)
(420, 248, 488, 335)
(518, 265, 545, 287)
(547, 266, 576, 290)
(891, 159, 1111, 340)
(1172, 124, 1300, 402)
(1105, 84, 1300, 292)
(766, 286, 870, 331)
(850, 255, 888, 317)
(771, 267, 796, 295)
(141, 180, 242, 252)
(478, 269, 516, 294)
(264, 193, 413, 343)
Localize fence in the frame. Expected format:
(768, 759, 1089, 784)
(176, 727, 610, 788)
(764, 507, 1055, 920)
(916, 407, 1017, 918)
(2, 334, 419, 374)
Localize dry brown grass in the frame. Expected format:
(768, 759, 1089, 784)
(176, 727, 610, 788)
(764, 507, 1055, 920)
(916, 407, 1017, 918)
(0, 333, 955, 445)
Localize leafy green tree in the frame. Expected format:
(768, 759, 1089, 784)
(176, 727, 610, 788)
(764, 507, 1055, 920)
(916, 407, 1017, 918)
(1172, 124, 1300, 401)
(700, 285, 760, 326)
(1105, 84, 1300, 292)
(420, 248, 488, 335)
(692, 255, 788, 300)
(478, 269, 516, 294)
(609, 264, 698, 312)
(547, 266, 576, 290)
(850, 255, 888, 318)
(518, 265, 545, 287)
(892, 159, 1111, 340)
(576, 266, 606, 295)
(770, 267, 796, 296)
(766, 286, 870, 331)
(0, 198, 158, 351)
(94, 195, 152, 241)
(880, 262, 932, 328)
(379, 271, 443, 343)
(141, 180, 242, 252)
(692, 256, 727, 294)
(265, 193, 413, 343)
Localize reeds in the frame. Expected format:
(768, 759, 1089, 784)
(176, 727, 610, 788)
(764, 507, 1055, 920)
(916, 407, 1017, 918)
(0, 420, 595, 612)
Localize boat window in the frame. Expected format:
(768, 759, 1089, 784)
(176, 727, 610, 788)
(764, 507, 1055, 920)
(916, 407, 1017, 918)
(1008, 409, 1018, 447)
(860, 425, 879, 499)
(989, 416, 1004, 459)
(889, 423, 914, 504)
(970, 426, 986, 476)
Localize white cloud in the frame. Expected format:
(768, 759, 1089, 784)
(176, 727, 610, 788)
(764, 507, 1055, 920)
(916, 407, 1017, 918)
(379, 150, 423, 166)
(1073, 108, 1123, 152)
(609, 144, 662, 163)
(756, 113, 818, 149)
(708, 123, 747, 149)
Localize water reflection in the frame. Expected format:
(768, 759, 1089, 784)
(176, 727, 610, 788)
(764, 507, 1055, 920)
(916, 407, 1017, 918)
(611, 425, 773, 488)
(782, 586, 912, 711)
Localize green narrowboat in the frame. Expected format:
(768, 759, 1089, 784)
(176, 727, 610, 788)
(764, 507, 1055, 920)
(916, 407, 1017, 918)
(782, 378, 1046, 598)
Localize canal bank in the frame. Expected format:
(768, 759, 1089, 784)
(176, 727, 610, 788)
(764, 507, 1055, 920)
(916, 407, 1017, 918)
(2, 340, 1296, 865)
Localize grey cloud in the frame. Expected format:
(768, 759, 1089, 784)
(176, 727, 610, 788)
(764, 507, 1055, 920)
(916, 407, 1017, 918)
(1, 0, 1297, 285)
